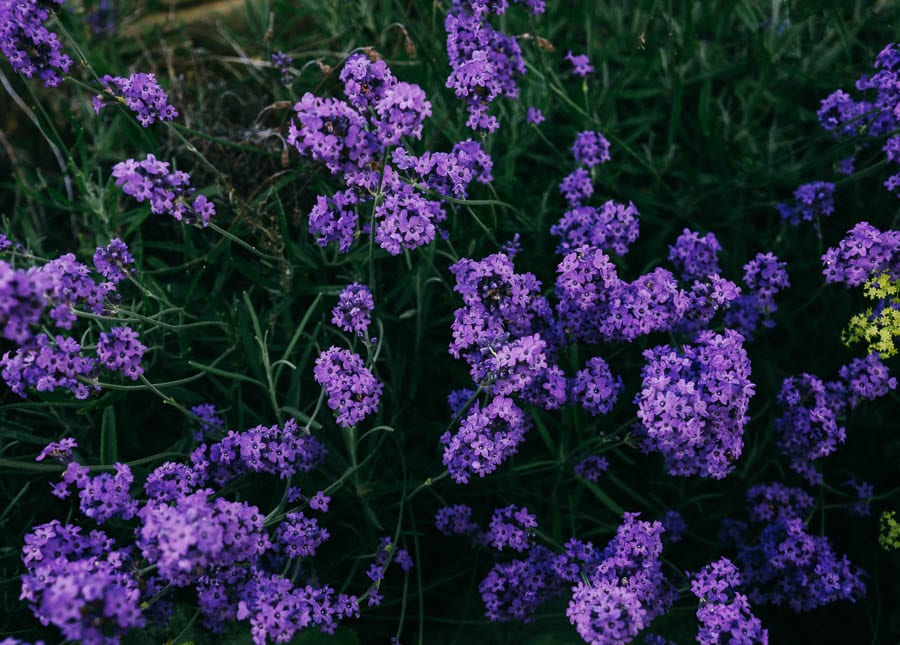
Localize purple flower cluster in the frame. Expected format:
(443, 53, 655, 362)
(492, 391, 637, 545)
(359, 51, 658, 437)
(775, 353, 895, 484)
(487, 504, 537, 552)
(138, 489, 269, 586)
(565, 50, 594, 77)
(690, 557, 768, 644)
(97, 326, 146, 380)
(746, 482, 814, 523)
(113, 154, 216, 226)
(817, 43, 900, 194)
(668, 228, 722, 281)
(634, 329, 755, 479)
(444, 0, 531, 131)
(573, 454, 609, 482)
(193, 417, 326, 485)
(822, 221, 900, 287)
(0, 0, 72, 87)
(92, 238, 135, 284)
(190, 402, 224, 440)
(526, 106, 545, 124)
(313, 346, 383, 427)
(92, 73, 178, 126)
(551, 200, 640, 256)
(555, 248, 693, 343)
(435, 504, 481, 536)
(776, 181, 836, 225)
(448, 252, 564, 409)
(271, 50, 292, 85)
(19, 413, 371, 643)
(572, 131, 611, 168)
(570, 356, 622, 415)
(479, 539, 600, 623)
(0, 245, 147, 399)
(21, 521, 143, 642)
(289, 54, 491, 254)
(331, 282, 374, 336)
(724, 252, 790, 339)
(441, 395, 531, 483)
(729, 515, 866, 612)
(567, 513, 675, 644)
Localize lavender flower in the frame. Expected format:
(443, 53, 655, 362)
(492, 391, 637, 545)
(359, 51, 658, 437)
(564, 50, 594, 76)
(634, 329, 755, 479)
(690, 558, 768, 644)
(112, 154, 216, 226)
(137, 489, 269, 586)
(526, 107, 545, 124)
(92, 238, 135, 284)
(0, 0, 72, 87)
(444, 4, 526, 131)
(97, 326, 146, 380)
(551, 200, 640, 256)
(331, 282, 374, 335)
(573, 454, 609, 482)
(822, 222, 900, 287)
(21, 521, 144, 642)
(313, 347, 382, 427)
(724, 252, 790, 338)
(435, 504, 481, 536)
(776, 181, 835, 225)
(196, 417, 326, 484)
(668, 228, 722, 281)
(571, 130, 611, 167)
(440, 395, 531, 483)
(487, 504, 537, 552)
(559, 168, 594, 206)
(92, 73, 178, 126)
(271, 50, 293, 85)
(570, 356, 622, 415)
(734, 517, 866, 612)
(567, 513, 675, 644)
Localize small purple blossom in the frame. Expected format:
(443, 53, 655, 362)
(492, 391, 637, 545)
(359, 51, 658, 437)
(564, 50, 594, 76)
(112, 154, 215, 226)
(331, 282, 374, 336)
(313, 347, 383, 428)
(571, 130, 611, 167)
(92, 73, 178, 126)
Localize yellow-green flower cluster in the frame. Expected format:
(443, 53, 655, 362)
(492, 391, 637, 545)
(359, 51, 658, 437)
(842, 272, 900, 358)
(879, 511, 900, 551)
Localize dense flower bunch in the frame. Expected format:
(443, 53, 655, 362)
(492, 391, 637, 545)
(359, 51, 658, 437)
(441, 394, 531, 483)
(724, 252, 790, 339)
(0, 242, 147, 398)
(313, 346, 383, 427)
(551, 200, 640, 256)
(725, 510, 866, 613)
(668, 229, 722, 282)
(0, 0, 72, 86)
(331, 282, 374, 336)
(435, 504, 481, 537)
(776, 181, 835, 225)
(690, 558, 768, 644)
(571, 131, 611, 168)
(817, 43, 900, 194)
(113, 154, 216, 225)
(289, 53, 492, 254)
(444, 0, 538, 131)
(634, 329, 755, 479)
(20, 520, 144, 642)
(570, 356, 621, 415)
(18, 416, 379, 644)
(448, 251, 564, 407)
(193, 417, 327, 484)
(92, 73, 178, 126)
(775, 353, 895, 483)
(567, 513, 675, 644)
(487, 504, 537, 552)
